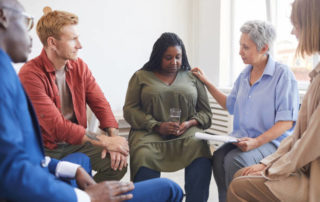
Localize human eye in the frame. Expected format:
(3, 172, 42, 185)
(164, 55, 172, 60)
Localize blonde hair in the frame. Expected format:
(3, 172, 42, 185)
(36, 8, 78, 46)
(291, 0, 320, 57)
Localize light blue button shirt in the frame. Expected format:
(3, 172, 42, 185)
(226, 55, 299, 147)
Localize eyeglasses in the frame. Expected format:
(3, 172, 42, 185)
(0, 6, 34, 31)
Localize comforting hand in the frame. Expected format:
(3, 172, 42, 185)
(155, 122, 180, 136)
(191, 67, 208, 84)
(85, 181, 134, 202)
(234, 137, 260, 152)
(97, 135, 129, 156)
(75, 167, 96, 190)
(241, 163, 267, 176)
(109, 151, 128, 171)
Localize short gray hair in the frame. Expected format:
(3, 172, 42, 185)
(240, 20, 276, 52)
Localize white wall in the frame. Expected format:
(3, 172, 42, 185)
(193, 0, 221, 86)
(19, 0, 222, 114)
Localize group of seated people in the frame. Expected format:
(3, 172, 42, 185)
(1, 0, 320, 201)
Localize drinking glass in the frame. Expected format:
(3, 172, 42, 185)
(169, 108, 181, 123)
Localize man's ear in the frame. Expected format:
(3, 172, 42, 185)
(0, 9, 9, 29)
(47, 36, 57, 49)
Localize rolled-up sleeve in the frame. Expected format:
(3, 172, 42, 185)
(275, 70, 299, 122)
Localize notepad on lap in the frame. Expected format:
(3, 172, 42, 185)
(195, 132, 238, 143)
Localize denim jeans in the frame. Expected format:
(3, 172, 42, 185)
(128, 178, 183, 202)
(62, 152, 183, 202)
(134, 157, 212, 202)
(61, 152, 92, 187)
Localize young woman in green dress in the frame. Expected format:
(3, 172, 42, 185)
(123, 32, 213, 202)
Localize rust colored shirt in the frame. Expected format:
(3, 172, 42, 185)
(19, 49, 118, 149)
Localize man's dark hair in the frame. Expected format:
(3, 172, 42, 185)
(142, 32, 191, 71)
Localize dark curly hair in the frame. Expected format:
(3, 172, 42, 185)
(141, 32, 191, 71)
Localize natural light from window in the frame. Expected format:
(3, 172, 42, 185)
(230, 0, 312, 89)
(274, 0, 312, 88)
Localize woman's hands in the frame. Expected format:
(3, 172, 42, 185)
(241, 163, 267, 176)
(234, 137, 261, 152)
(191, 67, 208, 84)
(155, 122, 180, 136)
(154, 120, 197, 137)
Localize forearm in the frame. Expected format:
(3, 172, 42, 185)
(81, 131, 106, 146)
(187, 119, 198, 127)
(203, 80, 227, 109)
(103, 127, 118, 137)
(81, 130, 129, 155)
(255, 121, 293, 146)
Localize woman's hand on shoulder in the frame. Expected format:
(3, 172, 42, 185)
(191, 67, 208, 84)
(234, 137, 260, 152)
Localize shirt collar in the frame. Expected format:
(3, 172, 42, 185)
(243, 54, 275, 78)
(262, 55, 275, 76)
(40, 48, 73, 73)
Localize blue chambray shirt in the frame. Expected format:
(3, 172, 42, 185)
(226, 55, 300, 147)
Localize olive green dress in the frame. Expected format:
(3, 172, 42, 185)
(123, 69, 212, 180)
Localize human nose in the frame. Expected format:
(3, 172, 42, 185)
(239, 48, 243, 56)
(171, 58, 178, 65)
(76, 39, 82, 49)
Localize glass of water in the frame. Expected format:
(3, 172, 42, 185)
(169, 108, 181, 123)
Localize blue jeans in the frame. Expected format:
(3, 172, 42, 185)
(61, 152, 92, 187)
(134, 157, 212, 202)
(127, 178, 183, 202)
(61, 152, 183, 202)
(212, 142, 277, 202)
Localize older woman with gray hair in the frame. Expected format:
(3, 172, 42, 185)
(192, 20, 299, 202)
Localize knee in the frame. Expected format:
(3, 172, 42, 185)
(134, 166, 159, 182)
(157, 178, 181, 190)
(224, 152, 247, 170)
(193, 157, 212, 168)
(73, 152, 90, 162)
(73, 152, 91, 173)
(63, 152, 91, 166)
(212, 150, 226, 167)
(63, 152, 91, 174)
(156, 178, 184, 199)
(233, 168, 245, 179)
(227, 177, 247, 200)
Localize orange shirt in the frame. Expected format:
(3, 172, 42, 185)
(19, 49, 118, 149)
